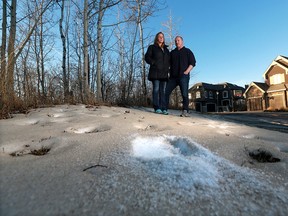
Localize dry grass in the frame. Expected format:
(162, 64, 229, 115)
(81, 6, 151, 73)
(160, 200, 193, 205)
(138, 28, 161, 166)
(29, 147, 51, 156)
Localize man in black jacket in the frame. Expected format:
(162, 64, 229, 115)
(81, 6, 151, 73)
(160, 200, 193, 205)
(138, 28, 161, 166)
(164, 36, 196, 117)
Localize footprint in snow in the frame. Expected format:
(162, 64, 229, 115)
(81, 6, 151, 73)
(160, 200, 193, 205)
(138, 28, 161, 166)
(64, 124, 111, 134)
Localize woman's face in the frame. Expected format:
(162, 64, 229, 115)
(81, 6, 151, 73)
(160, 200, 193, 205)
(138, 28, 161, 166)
(157, 34, 164, 44)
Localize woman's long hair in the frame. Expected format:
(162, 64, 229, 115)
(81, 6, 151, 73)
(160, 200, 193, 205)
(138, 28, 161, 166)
(153, 32, 165, 48)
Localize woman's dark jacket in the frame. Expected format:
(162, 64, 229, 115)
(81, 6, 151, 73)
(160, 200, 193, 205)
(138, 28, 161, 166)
(145, 44, 170, 81)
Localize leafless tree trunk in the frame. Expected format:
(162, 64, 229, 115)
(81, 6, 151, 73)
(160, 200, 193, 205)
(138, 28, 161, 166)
(22, 43, 31, 102)
(96, 0, 104, 101)
(115, 24, 126, 103)
(76, 24, 84, 103)
(122, 0, 161, 104)
(0, 0, 167, 117)
(162, 10, 177, 51)
(1, 0, 54, 116)
(137, 0, 147, 105)
(126, 26, 137, 102)
(34, 29, 41, 98)
(33, 4, 53, 103)
(39, 14, 46, 100)
(6, 0, 17, 104)
(162, 10, 182, 108)
(83, 0, 89, 102)
(15, 0, 54, 61)
(70, 9, 84, 103)
(0, 0, 7, 101)
(66, 0, 71, 102)
(94, 0, 123, 101)
(59, 0, 69, 102)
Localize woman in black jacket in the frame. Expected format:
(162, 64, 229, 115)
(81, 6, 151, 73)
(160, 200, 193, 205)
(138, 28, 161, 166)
(145, 32, 170, 114)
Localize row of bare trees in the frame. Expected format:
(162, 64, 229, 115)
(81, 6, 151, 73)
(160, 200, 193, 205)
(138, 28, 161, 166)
(1, 0, 181, 118)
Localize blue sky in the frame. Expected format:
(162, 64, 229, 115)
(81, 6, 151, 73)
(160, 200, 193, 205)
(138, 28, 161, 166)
(146, 0, 288, 87)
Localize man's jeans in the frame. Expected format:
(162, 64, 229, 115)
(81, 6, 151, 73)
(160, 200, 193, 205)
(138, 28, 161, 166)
(152, 80, 167, 111)
(165, 75, 190, 111)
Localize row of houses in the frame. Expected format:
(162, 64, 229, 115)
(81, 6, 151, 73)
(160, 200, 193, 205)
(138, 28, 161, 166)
(188, 55, 288, 112)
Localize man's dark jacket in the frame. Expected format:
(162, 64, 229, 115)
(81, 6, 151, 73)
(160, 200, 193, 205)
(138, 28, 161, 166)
(145, 44, 170, 81)
(170, 46, 196, 78)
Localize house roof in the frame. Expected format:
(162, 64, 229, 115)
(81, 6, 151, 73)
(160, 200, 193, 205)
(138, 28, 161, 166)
(263, 55, 288, 79)
(277, 55, 288, 67)
(267, 83, 288, 93)
(244, 81, 269, 96)
(280, 55, 288, 60)
(190, 82, 244, 91)
(253, 82, 269, 91)
(190, 82, 221, 91)
(216, 82, 244, 90)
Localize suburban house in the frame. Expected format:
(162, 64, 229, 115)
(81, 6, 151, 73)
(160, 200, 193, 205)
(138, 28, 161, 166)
(244, 55, 288, 111)
(189, 82, 246, 112)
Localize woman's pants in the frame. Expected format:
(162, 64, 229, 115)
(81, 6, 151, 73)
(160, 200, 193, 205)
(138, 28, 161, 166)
(152, 80, 167, 111)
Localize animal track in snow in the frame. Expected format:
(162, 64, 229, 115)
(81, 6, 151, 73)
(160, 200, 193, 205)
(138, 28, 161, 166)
(64, 124, 111, 134)
(14, 119, 39, 126)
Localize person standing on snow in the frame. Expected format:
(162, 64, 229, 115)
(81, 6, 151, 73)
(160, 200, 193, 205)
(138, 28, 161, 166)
(145, 32, 170, 114)
(164, 36, 196, 117)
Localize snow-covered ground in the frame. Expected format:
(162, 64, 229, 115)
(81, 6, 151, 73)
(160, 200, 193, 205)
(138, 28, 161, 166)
(0, 105, 287, 215)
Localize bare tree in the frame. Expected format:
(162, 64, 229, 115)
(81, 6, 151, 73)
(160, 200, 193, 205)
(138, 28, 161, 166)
(162, 10, 178, 107)
(136, 0, 147, 105)
(1, 0, 54, 116)
(96, 0, 104, 101)
(0, 0, 169, 117)
(28, 0, 55, 104)
(121, 0, 164, 104)
(6, 0, 17, 106)
(0, 0, 7, 101)
(94, 0, 123, 101)
(162, 10, 178, 51)
(58, 0, 69, 102)
(65, 0, 72, 102)
(114, 21, 126, 104)
(69, 5, 84, 103)
(83, 0, 90, 102)
(162, 11, 187, 109)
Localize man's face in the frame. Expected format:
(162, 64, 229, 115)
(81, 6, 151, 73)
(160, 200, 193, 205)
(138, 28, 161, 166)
(175, 37, 183, 48)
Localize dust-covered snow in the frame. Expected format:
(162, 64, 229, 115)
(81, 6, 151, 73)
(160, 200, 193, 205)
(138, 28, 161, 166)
(0, 105, 287, 216)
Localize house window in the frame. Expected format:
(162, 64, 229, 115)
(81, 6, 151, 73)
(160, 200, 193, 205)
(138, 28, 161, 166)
(209, 91, 213, 99)
(270, 73, 284, 85)
(196, 91, 201, 99)
(234, 90, 242, 97)
(222, 91, 228, 98)
(204, 91, 208, 98)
